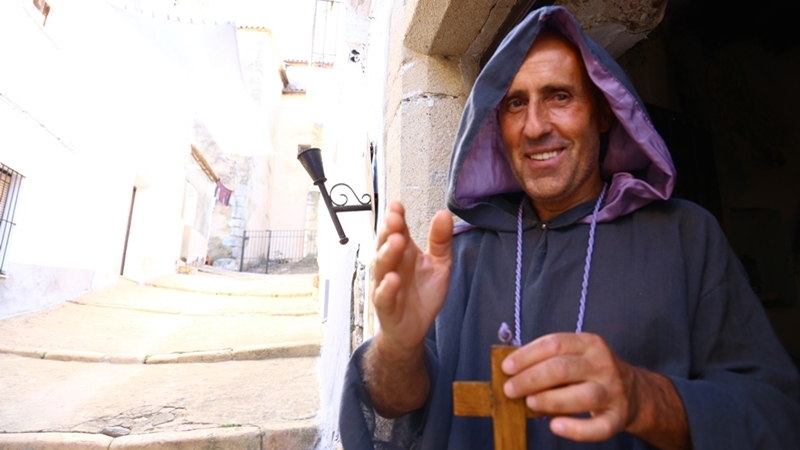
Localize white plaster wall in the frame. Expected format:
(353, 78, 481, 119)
(269, 92, 317, 231)
(0, 0, 193, 316)
(317, 241, 356, 449)
(316, 1, 392, 447)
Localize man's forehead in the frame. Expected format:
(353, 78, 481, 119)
(525, 29, 582, 64)
(508, 28, 594, 90)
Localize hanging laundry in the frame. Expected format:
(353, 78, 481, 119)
(215, 179, 232, 206)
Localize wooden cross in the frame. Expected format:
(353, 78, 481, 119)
(453, 345, 544, 450)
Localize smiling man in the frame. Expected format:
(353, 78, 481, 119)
(340, 6, 800, 450)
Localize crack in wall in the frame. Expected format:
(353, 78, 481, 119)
(402, 92, 459, 103)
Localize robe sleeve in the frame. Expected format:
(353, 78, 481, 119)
(339, 337, 439, 449)
(670, 237, 800, 449)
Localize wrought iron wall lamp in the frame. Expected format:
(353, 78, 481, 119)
(297, 147, 372, 245)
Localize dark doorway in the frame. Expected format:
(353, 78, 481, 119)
(617, 0, 800, 365)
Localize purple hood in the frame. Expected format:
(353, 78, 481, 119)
(446, 6, 675, 229)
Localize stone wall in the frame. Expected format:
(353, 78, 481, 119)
(382, 0, 514, 247)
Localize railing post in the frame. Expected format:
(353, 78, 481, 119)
(265, 230, 272, 274)
(239, 230, 247, 272)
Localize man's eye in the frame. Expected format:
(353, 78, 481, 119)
(507, 99, 524, 110)
(553, 93, 569, 102)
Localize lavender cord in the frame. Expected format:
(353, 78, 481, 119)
(576, 184, 606, 333)
(513, 201, 524, 346)
(506, 184, 607, 345)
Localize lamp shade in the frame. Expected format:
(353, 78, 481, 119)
(297, 147, 326, 185)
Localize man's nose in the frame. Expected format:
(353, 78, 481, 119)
(523, 102, 553, 139)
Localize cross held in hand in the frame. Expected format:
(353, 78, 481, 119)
(452, 345, 545, 450)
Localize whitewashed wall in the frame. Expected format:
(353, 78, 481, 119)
(0, 0, 192, 317)
(316, 0, 393, 448)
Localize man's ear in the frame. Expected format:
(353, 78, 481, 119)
(597, 95, 614, 133)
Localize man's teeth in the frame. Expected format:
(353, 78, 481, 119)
(529, 151, 559, 161)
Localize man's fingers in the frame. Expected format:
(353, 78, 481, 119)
(373, 233, 407, 290)
(503, 333, 591, 375)
(427, 210, 453, 260)
(373, 271, 401, 316)
(504, 355, 593, 399)
(523, 381, 608, 415)
(549, 411, 624, 442)
(376, 201, 409, 250)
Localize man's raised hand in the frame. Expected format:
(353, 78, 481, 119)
(363, 201, 453, 418)
(372, 201, 454, 352)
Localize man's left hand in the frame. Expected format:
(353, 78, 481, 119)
(502, 333, 691, 449)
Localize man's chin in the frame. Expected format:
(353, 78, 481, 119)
(521, 182, 571, 204)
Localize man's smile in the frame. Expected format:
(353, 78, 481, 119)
(528, 149, 563, 161)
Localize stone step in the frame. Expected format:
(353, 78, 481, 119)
(0, 341, 321, 364)
(0, 424, 318, 450)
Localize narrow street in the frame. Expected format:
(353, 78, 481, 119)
(0, 268, 323, 449)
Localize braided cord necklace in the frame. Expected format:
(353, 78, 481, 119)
(500, 184, 607, 345)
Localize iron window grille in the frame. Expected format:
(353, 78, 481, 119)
(1, 163, 24, 275)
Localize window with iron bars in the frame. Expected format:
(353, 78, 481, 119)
(1, 164, 24, 275)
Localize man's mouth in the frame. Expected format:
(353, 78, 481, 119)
(528, 150, 561, 161)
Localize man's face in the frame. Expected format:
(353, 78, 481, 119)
(499, 31, 611, 220)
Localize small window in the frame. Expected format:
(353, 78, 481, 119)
(1, 164, 24, 275)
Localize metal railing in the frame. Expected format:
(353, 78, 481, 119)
(239, 229, 318, 274)
(1, 163, 24, 275)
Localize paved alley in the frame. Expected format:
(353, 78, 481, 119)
(0, 268, 324, 449)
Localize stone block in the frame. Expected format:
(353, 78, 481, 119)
(0, 432, 112, 449)
(103, 354, 145, 364)
(212, 258, 239, 271)
(110, 426, 261, 450)
(232, 206, 246, 219)
(222, 236, 241, 247)
(177, 265, 197, 275)
(176, 350, 232, 363)
(263, 422, 319, 450)
(405, 0, 500, 56)
(44, 349, 105, 363)
(145, 354, 178, 364)
(401, 53, 463, 97)
(232, 342, 320, 361)
(12, 347, 46, 359)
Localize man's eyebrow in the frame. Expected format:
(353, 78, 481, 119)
(503, 88, 526, 99)
(539, 83, 574, 95)
(503, 83, 576, 101)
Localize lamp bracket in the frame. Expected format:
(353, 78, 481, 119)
(330, 183, 372, 208)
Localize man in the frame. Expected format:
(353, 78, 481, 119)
(340, 6, 800, 449)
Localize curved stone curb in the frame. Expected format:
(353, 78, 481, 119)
(144, 282, 316, 298)
(44, 349, 105, 363)
(145, 342, 321, 364)
(0, 342, 321, 364)
(231, 342, 320, 361)
(0, 423, 319, 450)
(0, 432, 112, 449)
(65, 299, 319, 317)
(110, 426, 261, 449)
(1, 345, 45, 359)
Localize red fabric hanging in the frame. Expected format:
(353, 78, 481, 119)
(215, 179, 232, 206)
